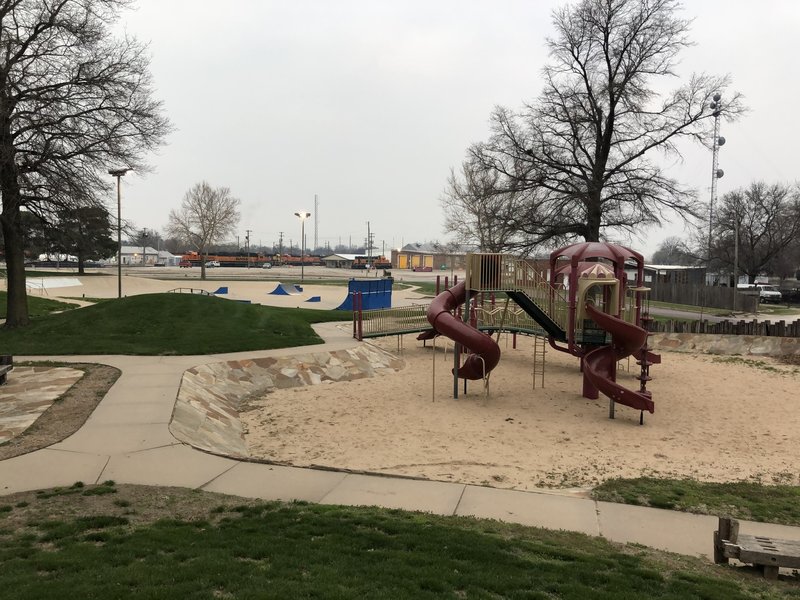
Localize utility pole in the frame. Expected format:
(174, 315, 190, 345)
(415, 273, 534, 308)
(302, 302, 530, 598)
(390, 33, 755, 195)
(245, 229, 252, 268)
(278, 232, 284, 264)
(707, 93, 726, 280)
(365, 221, 374, 265)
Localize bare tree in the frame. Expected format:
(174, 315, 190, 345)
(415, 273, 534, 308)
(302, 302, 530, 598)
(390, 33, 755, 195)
(0, 0, 171, 327)
(167, 182, 241, 280)
(442, 159, 534, 253)
(708, 182, 800, 283)
(467, 0, 744, 245)
(651, 236, 696, 265)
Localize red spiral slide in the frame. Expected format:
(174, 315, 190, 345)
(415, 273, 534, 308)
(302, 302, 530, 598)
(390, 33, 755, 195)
(582, 303, 655, 413)
(426, 281, 501, 380)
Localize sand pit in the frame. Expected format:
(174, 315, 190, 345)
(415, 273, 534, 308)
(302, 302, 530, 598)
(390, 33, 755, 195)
(242, 334, 800, 491)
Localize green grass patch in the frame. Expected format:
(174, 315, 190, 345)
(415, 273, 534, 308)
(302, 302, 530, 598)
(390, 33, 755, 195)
(0, 500, 791, 598)
(752, 305, 800, 316)
(0, 293, 351, 355)
(0, 292, 79, 318)
(593, 477, 800, 526)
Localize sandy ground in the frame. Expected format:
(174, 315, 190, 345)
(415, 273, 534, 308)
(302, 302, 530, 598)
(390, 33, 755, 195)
(242, 334, 800, 491)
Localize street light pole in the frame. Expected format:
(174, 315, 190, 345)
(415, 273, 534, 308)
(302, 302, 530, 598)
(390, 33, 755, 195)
(294, 211, 311, 282)
(141, 228, 148, 266)
(109, 168, 132, 298)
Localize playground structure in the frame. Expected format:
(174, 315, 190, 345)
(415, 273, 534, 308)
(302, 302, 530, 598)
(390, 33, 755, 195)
(352, 242, 660, 421)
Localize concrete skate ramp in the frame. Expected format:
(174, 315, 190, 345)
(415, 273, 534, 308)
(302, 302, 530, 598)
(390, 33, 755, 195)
(268, 283, 302, 296)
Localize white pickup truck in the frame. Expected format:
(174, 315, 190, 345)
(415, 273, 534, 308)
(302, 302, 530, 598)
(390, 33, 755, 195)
(737, 283, 782, 303)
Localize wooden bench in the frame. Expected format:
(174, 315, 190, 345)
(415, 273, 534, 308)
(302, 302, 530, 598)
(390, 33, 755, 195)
(0, 355, 12, 385)
(714, 517, 800, 579)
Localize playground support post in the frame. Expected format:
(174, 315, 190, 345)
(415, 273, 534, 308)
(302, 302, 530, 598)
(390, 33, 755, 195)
(453, 286, 471, 399)
(352, 292, 364, 340)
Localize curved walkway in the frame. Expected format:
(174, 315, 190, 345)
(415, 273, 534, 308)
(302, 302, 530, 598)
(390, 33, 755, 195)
(2, 321, 799, 564)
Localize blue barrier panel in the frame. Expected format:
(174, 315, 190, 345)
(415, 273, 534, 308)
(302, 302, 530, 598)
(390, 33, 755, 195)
(213, 287, 229, 295)
(336, 278, 392, 311)
(306, 296, 321, 303)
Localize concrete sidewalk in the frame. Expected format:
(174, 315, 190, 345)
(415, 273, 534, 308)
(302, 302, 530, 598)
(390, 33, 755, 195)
(2, 321, 799, 563)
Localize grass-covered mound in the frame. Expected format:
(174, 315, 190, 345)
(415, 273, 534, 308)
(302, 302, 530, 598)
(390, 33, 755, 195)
(0, 483, 791, 599)
(0, 293, 352, 355)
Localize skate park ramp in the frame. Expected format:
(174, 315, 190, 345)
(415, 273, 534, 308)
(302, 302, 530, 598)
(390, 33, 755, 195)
(268, 283, 303, 296)
(336, 278, 393, 310)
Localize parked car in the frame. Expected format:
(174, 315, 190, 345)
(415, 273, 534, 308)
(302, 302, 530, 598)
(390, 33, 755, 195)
(261, 262, 272, 269)
(178, 260, 192, 268)
(205, 260, 220, 268)
(779, 287, 800, 305)
(737, 283, 782, 303)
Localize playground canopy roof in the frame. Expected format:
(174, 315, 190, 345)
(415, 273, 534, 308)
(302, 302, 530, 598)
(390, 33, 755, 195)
(551, 242, 643, 267)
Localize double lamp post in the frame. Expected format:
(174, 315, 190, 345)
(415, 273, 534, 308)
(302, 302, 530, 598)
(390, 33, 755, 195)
(294, 211, 311, 282)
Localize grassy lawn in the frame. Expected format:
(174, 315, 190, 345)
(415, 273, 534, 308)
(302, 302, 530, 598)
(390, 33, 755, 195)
(0, 293, 352, 355)
(0, 482, 794, 599)
(593, 478, 800, 526)
(0, 292, 79, 318)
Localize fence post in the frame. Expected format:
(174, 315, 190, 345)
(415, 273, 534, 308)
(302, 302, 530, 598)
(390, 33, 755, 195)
(356, 293, 364, 340)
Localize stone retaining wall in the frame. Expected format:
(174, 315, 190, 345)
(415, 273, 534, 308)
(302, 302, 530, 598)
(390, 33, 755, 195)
(650, 333, 800, 356)
(170, 345, 404, 457)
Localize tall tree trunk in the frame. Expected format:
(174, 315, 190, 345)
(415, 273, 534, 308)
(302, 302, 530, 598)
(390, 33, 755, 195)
(0, 101, 30, 327)
(0, 203, 30, 328)
(585, 192, 603, 242)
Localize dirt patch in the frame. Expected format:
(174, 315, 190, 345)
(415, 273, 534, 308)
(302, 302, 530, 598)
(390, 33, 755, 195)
(0, 482, 264, 532)
(0, 363, 120, 460)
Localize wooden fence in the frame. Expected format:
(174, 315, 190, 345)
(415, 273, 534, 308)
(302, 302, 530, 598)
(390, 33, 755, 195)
(648, 282, 758, 312)
(649, 318, 800, 337)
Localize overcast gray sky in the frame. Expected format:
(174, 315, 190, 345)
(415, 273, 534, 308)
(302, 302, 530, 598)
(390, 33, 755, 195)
(118, 0, 800, 258)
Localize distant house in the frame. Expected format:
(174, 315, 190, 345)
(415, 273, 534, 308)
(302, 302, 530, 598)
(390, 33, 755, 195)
(392, 243, 473, 271)
(104, 246, 177, 266)
(639, 264, 707, 286)
(321, 253, 360, 268)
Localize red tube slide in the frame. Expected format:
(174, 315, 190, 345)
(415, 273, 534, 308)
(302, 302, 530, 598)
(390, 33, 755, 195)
(426, 281, 501, 380)
(583, 303, 654, 413)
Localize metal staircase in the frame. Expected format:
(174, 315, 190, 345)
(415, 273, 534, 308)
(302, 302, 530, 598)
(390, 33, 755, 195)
(466, 254, 568, 341)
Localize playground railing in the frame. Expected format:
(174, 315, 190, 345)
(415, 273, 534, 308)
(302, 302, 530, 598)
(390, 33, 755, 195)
(473, 304, 548, 337)
(466, 254, 569, 332)
(356, 303, 429, 339)
(167, 288, 213, 296)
